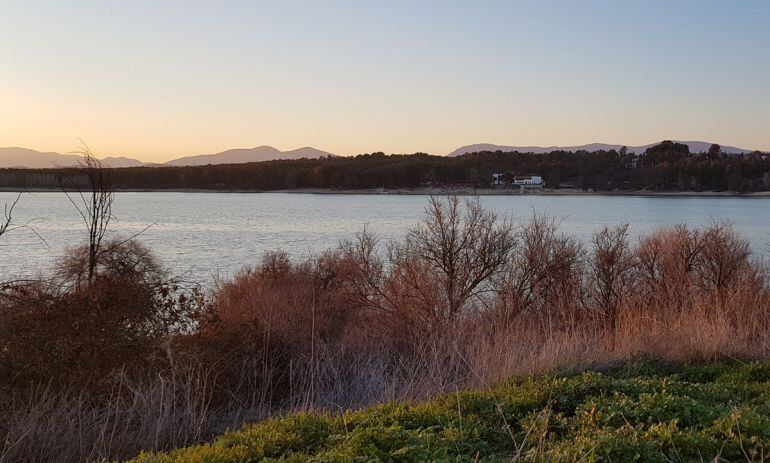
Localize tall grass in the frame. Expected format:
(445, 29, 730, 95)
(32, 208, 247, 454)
(1, 197, 768, 462)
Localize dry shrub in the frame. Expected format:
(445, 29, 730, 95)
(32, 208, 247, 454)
(590, 224, 634, 335)
(191, 249, 365, 409)
(493, 213, 585, 327)
(390, 197, 515, 322)
(190, 199, 770, 411)
(0, 239, 202, 387)
(610, 221, 770, 361)
(342, 197, 515, 344)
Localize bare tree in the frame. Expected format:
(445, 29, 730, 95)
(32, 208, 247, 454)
(393, 196, 516, 322)
(61, 147, 114, 284)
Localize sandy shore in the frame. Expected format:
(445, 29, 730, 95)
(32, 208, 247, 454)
(2, 187, 770, 197)
(275, 187, 770, 198)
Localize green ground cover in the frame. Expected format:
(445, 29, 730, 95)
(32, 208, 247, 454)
(129, 360, 770, 462)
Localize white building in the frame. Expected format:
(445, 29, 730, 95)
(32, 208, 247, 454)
(513, 175, 543, 186)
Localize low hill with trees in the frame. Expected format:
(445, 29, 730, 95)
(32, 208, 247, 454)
(1, 141, 769, 192)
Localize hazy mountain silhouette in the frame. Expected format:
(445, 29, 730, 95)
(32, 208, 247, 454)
(165, 146, 334, 166)
(447, 141, 754, 157)
(0, 147, 93, 168)
(2, 141, 758, 169)
(100, 156, 148, 168)
(1, 146, 335, 168)
(0, 147, 151, 168)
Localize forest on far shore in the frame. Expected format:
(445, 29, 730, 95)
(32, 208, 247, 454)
(2, 141, 769, 192)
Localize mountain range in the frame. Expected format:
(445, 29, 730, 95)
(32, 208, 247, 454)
(0, 146, 334, 169)
(446, 141, 754, 157)
(164, 146, 333, 166)
(0, 141, 762, 168)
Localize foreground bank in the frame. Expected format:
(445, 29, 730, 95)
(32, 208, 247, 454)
(3, 197, 769, 462)
(130, 360, 770, 462)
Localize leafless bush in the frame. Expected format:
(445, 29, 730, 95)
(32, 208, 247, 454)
(0, 240, 203, 387)
(396, 197, 515, 322)
(590, 224, 635, 334)
(493, 214, 585, 326)
(697, 220, 753, 291)
(343, 197, 515, 340)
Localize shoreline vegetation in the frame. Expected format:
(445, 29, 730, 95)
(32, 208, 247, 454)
(2, 186, 770, 197)
(1, 141, 769, 195)
(2, 153, 770, 461)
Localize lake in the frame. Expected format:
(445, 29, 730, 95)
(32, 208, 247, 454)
(1, 192, 769, 283)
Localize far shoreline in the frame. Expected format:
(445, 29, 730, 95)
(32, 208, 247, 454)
(2, 186, 770, 197)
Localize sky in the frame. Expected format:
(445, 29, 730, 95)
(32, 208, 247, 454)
(1, 0, 769, 162)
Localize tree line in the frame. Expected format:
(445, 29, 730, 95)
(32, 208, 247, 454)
(1, 141, 768, 192)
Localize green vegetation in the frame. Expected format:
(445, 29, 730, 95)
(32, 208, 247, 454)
(131, 360, 770, 462)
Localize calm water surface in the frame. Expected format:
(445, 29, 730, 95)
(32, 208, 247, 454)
(1, 192, 768, 283)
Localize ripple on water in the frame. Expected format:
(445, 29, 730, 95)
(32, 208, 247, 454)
(1, 192, 769, 283)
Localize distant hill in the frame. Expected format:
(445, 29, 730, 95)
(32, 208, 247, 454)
(0, 147, 147, 169)
(100, 156, 148, 168)
(0, 146, 335, 169)
(2, 142, 760, 168)
(164, 146, 334, 166)
(447, 141, 755, 157)
(0, 147, 88, 169)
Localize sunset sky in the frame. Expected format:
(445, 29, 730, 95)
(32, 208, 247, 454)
(1, 0, 769, 161)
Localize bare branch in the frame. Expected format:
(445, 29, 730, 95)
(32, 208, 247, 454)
(0, 191, 23, 239)
(0, 191, 49, 249)
(58, 143, 115, 285)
